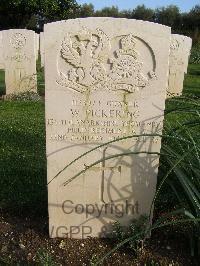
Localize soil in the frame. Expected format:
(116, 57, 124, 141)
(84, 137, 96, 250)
(0, 209, 197, 265)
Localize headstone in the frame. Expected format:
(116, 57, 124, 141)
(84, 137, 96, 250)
(1, 29, 37, 95)
(45, 18, 171, 239)
(40, 32, 45, 67)
(167, 34, 192, 98)
(35, 33, 40, 60)
(0, 32, 4, 69)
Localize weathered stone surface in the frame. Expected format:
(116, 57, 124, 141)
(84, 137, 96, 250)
(167, 34, 192, 98)
(35, 33, 39, 60)
(0, 32, 4, 69)
(1, 29, 37, 94)
(40, 32, 45, 67)
(45, 18, 171, 239)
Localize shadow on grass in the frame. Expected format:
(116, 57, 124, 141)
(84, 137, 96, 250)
(0, 101, 47, 218)
(0, 69, 6, 96)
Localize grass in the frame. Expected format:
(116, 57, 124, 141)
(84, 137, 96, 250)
(0, 101, 47, 216)
(153, 64, 200, 211)
(0, 57, 46, 215)
(0, 70, 5, 96)
(183, 64, 200, 96)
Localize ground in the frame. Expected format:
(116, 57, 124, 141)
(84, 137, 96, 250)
(0, 210, 194, 265)
(0, 64, 199, 265)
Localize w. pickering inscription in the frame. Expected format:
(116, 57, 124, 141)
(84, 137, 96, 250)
(47, 99, 161, 143)
(56, 27, 157, 93)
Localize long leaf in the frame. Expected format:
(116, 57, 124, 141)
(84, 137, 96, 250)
(149, 146, 195, 222)
(63, 151, 164, 186)
(48, 134, 192, 185)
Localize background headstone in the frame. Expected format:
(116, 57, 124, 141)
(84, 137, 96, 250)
(45, 18, 171, 239)
(0, 32, 4, 69)
(35, 33, 39, 60)
(40, 32, 45, 67)
(1, 29, 37, 94)
(167, 34, 192, 98)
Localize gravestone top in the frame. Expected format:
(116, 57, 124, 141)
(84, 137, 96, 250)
(45, 18, 171, 239)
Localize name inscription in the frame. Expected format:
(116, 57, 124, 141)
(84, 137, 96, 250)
(47, 99, 162, 143)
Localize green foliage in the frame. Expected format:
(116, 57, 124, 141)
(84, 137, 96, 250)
(144, 260, 160, 266)
(96, 217, 200, 265)
(79, 3, 94, 18)
(0, 0, 80, 31)
(0, 2, 200, 43)
(0, 0, 38, 29)
(37, 57, 45, 96)
(144, 259, 180, 266)
(156, 89, 200, 256)
(37, 249, 57, 266)
(120, 9, 132, 19)
(111, 215, 148, 254)
(183, 64, 200, 96)
(155, 5, 181, 28)
(190, 44, 200, 64)
(95, 6, 121, 18)
(132, 5, 154, 21)
(0, 256, 10, 265)
(90, 254, 101, 266)
(91, 4, 199, 43)
(152, 64, 200, 256)
(187, 5, 200, 31)
(37, 0, 80, 23)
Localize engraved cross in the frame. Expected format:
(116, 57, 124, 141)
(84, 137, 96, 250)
(84, 147, 121, 203)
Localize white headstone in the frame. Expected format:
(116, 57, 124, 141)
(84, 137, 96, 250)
(0, 32, 4, 69)
(1, 29, 37, 94)
(35, 33, 40, 60)
(167, 34, 192, 98)
(40, 32, 45, 67)
(45, 18, 171, 239)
